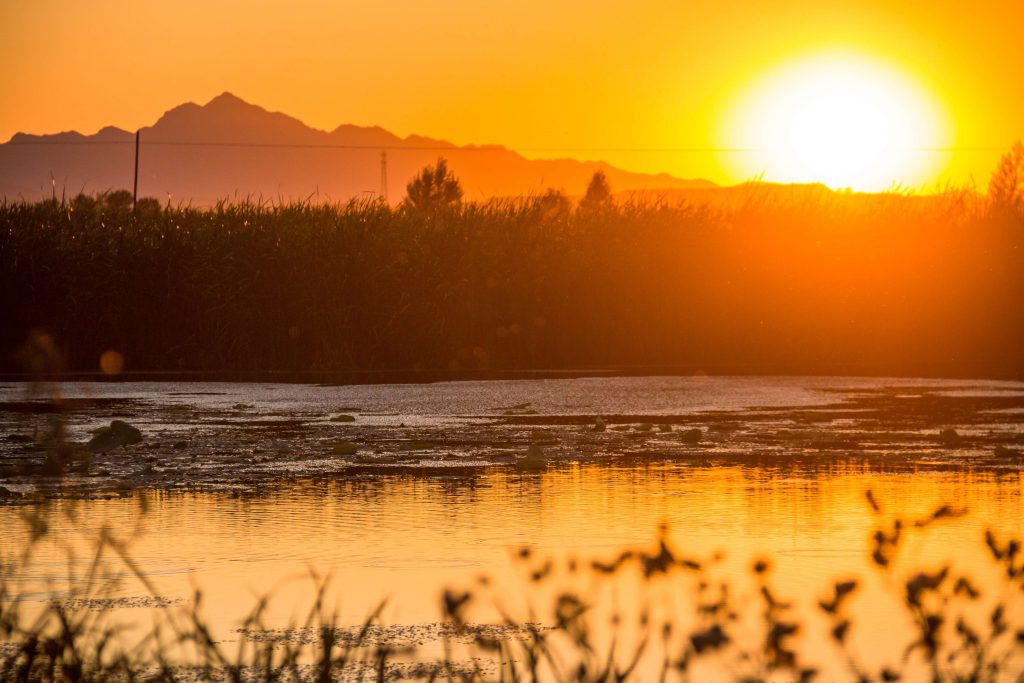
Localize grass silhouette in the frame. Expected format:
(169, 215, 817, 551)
(2, 490, 1024, 682)
(1, 186, 1022, 378)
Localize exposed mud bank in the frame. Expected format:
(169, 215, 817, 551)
(1, 380, 1022, 498)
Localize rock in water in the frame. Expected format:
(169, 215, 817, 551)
(86, 420, 143, 454)
(939, 428, 961, 447)
(994, 445, 1021, 461)
(332, 441, 358, 455)
(516, 443, 547, 471)
(680, 428, 703, 445)
(110, 420, 142, 445)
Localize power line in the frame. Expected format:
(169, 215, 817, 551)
(2, 139, 1013, 153)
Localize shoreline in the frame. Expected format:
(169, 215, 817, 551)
(3, 363, 1024, 386)
(1, 378, 1022, 498)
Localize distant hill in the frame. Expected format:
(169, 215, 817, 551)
(0, 92, 717, 204)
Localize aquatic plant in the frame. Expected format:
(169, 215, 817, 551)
(1, 186, 1021, 378)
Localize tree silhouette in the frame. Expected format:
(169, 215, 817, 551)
(578, 170, 613, 212)
(989, 141, 1024, 212)
(103, 190, 134, 213)
(404, 158, 463, 211)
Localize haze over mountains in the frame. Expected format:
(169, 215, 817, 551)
(0, 92, 718, 204)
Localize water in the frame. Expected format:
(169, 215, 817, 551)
(2, 376, 1023, 678)
(6, 375, 1023, 424)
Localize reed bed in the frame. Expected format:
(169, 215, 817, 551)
(1, 189, 1022, 376)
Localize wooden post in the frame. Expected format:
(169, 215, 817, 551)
(132, 130, 140, 213)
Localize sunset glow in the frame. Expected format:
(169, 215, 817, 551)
(722, 53, 950, 190)
(3, 2, 1022, 190)
(3, 3, 1024, 681)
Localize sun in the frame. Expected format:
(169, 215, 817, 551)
(720, 52, 950, 191)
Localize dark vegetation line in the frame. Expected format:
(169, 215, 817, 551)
(2, 154, 1023, 379)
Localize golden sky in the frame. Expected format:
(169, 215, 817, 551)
(1, 0, 1021, 190)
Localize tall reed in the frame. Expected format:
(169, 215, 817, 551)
(1, 190, 1021, 377)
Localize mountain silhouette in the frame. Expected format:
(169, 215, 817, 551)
(0, 92, 717, 204)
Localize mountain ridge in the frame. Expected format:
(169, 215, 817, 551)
(1, 92, 719, 203)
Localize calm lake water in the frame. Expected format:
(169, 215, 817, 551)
(2, 376, 1023, 679)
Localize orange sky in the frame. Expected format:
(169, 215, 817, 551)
(1, 0, 1021, 189)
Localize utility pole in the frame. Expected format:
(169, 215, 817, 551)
(132, 130, 140, 213)
(380, 151, 388, 202)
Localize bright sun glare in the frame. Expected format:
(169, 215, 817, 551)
(722, 53, 950, 191)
